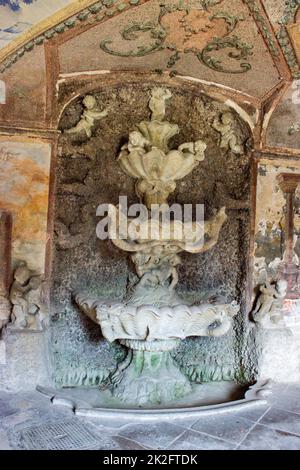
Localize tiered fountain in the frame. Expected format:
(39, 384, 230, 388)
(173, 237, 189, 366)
(38, 88, 269, 415)
(75, 88, 239, 406)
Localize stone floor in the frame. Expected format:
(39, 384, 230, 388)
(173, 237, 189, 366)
(0, 383, 300, 450)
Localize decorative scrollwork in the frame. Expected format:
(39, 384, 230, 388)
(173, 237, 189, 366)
(99, 2, 253, 74)
(209, 12, 245, 34)
(200, 0, 223, 9)
(100, 22, 166, 57)
(200, 36, 253, 74)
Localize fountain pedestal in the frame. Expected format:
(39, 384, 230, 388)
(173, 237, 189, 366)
(109, 339, 191, 406)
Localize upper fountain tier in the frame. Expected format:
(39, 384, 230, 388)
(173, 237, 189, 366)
(118, 87, 207, 208)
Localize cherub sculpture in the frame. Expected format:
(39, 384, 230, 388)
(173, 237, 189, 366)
(9, 262, 47, 330)
(149, 87, 172, 121)
(123, 130, 150, 155)
(167, 140, 207, 175)
(213, 111, 243, 155)
(252, 279, 287, 328)
(65, 95, 108, 138)
(133, 247, 181, 290)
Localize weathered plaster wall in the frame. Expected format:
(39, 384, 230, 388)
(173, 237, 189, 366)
(0, 47, 46, 127)
(253, 158, 300, 287)
(261, 0, 286, 31)
(0, 137, 51, 273)
(266, 83, 300, 150)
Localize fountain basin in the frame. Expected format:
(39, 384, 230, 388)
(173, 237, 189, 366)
(75, 294, 239, 406)
(37, 381, 272, 422)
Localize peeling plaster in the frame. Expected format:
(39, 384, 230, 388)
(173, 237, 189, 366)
(0, 139, 51, 273)
(253, 159, 300, 286)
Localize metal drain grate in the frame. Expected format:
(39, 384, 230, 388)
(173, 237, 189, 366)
(11, 419, 101, 450)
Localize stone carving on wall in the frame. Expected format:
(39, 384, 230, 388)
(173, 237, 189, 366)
(213, 111, 245, 154)
(118, 87, 207, 207)
(9, 262, 47, 331)
(100, 2, 253, 74)
(75, 88, 239, 406)
(64, 95, 108, 138)
(252, 279, 287, 329)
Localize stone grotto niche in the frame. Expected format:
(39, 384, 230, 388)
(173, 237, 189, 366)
(49, 81, 254, 408)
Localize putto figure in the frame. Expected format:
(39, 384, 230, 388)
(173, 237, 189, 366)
(65, 95, 108, 138)
(149, 87, 172, 121)
(213, 111, 244, 155)
(9, 261, 47, 330)
(252, 279, 287, 328)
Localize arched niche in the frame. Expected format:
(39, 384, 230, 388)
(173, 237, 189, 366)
(49, 78, 254, 387)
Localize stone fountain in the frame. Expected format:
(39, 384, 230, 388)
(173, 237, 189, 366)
(74, 88, 240, 407)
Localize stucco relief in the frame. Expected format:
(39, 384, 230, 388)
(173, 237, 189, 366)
(100, 1, 253, 74)
(252, 279, 287, 328)
(64, 95, 108, 139)
(9, 261, 47, 330)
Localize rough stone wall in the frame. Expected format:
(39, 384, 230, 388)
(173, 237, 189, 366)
(50, 83, 252, 386)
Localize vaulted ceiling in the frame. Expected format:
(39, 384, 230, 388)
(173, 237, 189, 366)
(0, 0, 299, 153)
(0, 1, 299, 78)
(0, 1, 299, 73)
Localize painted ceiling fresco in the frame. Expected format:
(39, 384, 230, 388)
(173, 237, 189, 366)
(0, 0, 73, 49)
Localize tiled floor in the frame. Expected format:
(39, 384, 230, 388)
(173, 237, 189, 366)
(0, 383, 300, 450)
